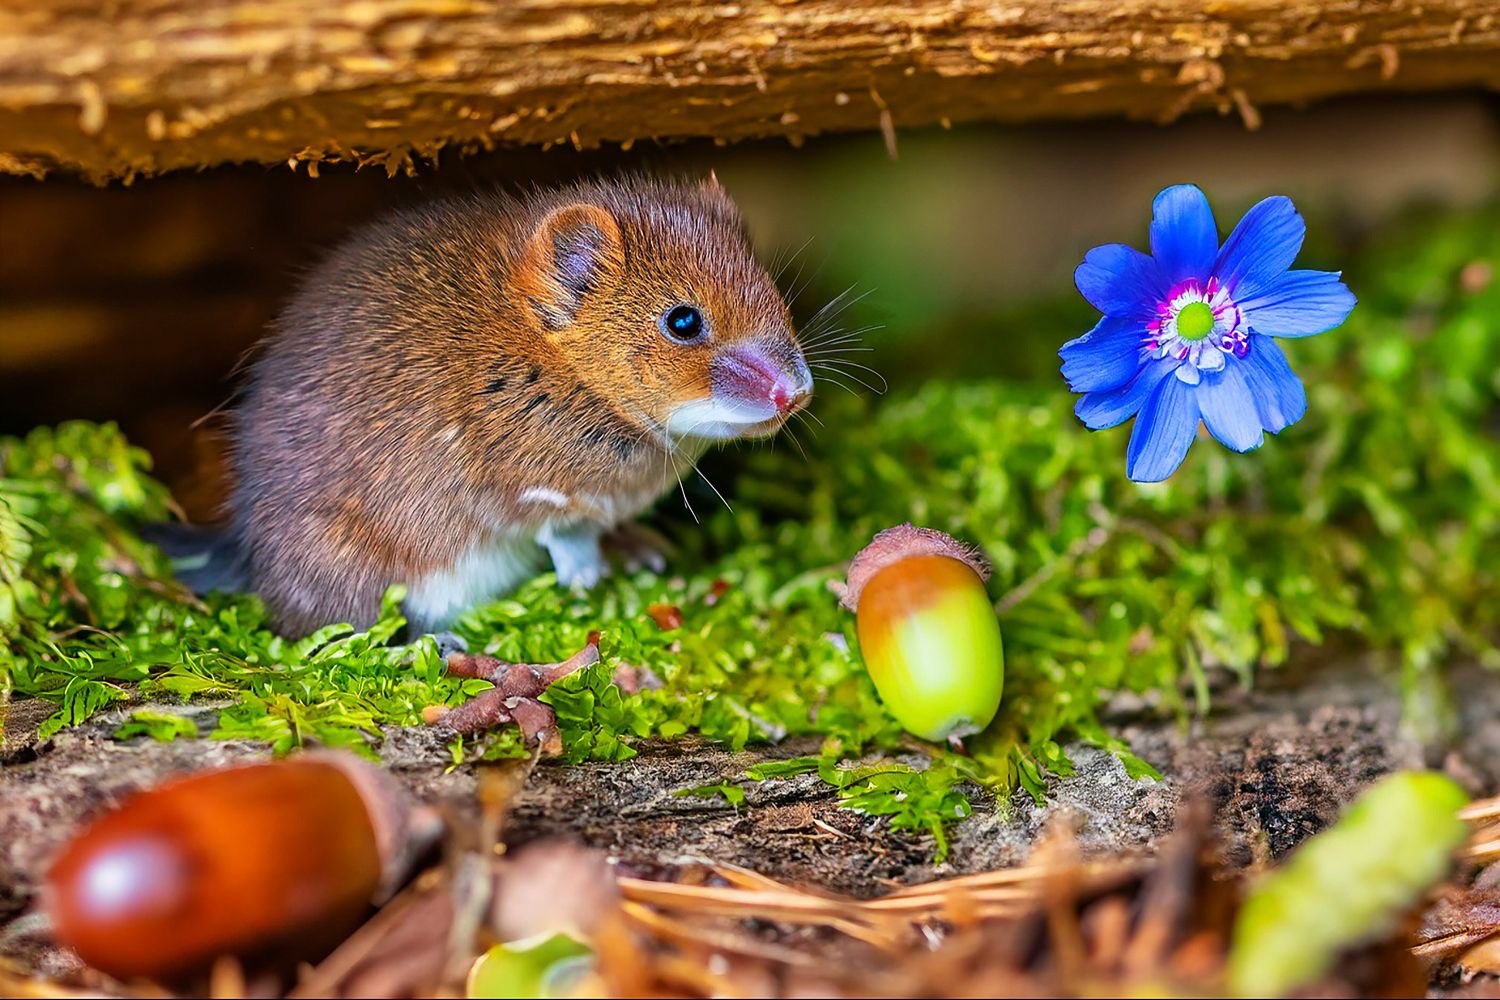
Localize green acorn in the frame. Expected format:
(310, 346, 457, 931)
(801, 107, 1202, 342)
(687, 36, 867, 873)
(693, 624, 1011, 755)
(834, 524, 1004, 743)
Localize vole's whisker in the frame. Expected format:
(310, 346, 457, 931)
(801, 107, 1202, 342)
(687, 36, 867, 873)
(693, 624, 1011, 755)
(669, 434, 699, 524)
(813, 372, 862, 398)
(789, 408, 822, 442)
(767, 247, 788, 285)
(802, 336, 866, 353)
(771, 236, 816, 285)
(801, 286, 875, 340)
(624, 400, 685, 522)
(804, 326, 877, 341)
(803, 322, 884, 346)
(803, 346, 876, 359)
(694, 465, 735, 515)
(677, 478, 698, 522)
(784, 254, 830, 310)
(783, 257, 809, 306)
(625, 400, 678, 456)
(782, 422, 811, 460)
(800, 290, 857, 338)
(815, 373, 882, 397)
(660, 402, 739, 521)
(810, 360, 887, 395)
(800, 327, 882, 357)
(658, 435, 692, 524)
(640, 394, 697, 523)
(813, 358, 888, 382)
(813, 284, 867, 318)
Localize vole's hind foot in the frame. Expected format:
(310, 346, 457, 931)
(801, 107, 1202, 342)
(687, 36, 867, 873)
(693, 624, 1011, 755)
(395, 619, 469, 657)
(604, 522, 672, 575)
(539, 522, 610, 589)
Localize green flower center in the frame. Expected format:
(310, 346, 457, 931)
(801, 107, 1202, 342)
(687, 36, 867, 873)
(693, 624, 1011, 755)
(1176, 301, 1214, 341)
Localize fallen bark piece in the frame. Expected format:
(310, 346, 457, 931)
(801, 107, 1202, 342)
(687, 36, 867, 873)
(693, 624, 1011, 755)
(422, 636, 601, 742)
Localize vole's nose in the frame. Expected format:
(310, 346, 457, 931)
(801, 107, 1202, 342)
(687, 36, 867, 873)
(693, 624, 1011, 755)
(714, 343, 813, 418)
(775, 355, 814, 414)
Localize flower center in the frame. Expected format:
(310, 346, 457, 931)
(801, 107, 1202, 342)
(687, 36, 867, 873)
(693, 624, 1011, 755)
(1145, 279, 1250, 386)
(1175, 301, 1214, 341)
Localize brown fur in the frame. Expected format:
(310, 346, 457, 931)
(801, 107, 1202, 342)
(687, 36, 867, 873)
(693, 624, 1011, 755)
(228, 177, 797, 636)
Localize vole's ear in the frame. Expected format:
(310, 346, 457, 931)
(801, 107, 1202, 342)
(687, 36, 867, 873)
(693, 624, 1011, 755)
(517, 204, 624, 329)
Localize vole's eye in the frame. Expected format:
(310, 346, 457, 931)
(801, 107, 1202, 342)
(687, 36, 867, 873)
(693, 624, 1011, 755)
(662, 304, 706, 344)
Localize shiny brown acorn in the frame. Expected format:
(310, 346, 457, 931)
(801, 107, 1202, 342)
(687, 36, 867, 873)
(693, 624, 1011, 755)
(44, 753, 433, 983)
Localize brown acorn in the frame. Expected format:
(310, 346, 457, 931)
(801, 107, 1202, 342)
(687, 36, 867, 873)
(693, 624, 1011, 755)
(44, 752, 434, 983)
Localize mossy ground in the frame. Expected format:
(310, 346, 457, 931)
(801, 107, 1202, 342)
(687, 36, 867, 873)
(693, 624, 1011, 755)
(2, 205, 1497, 856)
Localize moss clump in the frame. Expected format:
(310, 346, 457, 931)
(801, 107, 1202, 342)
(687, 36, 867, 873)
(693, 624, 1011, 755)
(3, 206, 1498, 855)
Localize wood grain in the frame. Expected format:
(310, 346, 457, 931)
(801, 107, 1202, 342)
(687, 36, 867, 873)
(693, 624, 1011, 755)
(2, 0, 1499, 181)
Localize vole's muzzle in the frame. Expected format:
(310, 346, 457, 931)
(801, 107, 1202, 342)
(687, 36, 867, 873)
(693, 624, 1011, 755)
(664, 339, 812, 442)
(711, 341, 813, 421)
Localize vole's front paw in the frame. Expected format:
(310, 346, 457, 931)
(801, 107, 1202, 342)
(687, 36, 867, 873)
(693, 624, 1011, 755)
(539, 523, 610, 589)
(604, 522, 672, 574)
(555, 554, 609, 589)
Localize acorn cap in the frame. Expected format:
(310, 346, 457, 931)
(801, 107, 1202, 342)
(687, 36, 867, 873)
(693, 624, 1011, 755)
(311, 751, 444, 902)
(832, 523, 991, 612)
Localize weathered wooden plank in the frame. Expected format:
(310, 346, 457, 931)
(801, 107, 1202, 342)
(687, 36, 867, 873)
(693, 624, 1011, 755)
(1, 1, 1498, 181)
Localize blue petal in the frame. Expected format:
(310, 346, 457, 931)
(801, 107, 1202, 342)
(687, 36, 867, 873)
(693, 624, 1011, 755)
(1213, 196, 1305, 298)
(1150, 184, 1219, 285)
(1075, 244, 1170, 319)
(1240, 335, 1307, 434)
(1126, 375, 1201, 482)
(1075, 355, 1178, 430)
(1060, 316, 1148, 392)
(1238, 269, 1356, 338)
(1196, 365, 1264, 452)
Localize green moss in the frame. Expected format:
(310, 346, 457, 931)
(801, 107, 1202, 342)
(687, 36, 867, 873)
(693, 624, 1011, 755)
(113, 708, 199, 742)
(2, 206, 1498, 855)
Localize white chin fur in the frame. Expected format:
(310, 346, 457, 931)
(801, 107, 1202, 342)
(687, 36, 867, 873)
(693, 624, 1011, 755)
(665, 398, 782, 442)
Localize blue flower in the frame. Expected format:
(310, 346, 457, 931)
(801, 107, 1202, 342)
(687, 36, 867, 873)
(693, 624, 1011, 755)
(1060, 184, 1355, 482)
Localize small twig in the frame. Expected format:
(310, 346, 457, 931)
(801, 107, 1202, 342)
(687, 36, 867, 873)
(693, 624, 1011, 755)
(812, 817, 850, 840)
(619, 902, 818, 967)
(882, 860, 1125, 897)
(1459, 796, 1500, 822)
(1460, 837, 1500, 862)
(1412, 927, 1499, 958)
(710, 862, 826, 895)
(860, 888, 1037, 912)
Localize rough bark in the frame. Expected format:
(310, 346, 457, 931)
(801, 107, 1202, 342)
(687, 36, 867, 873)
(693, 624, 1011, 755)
(2, 0, 1500, 183)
